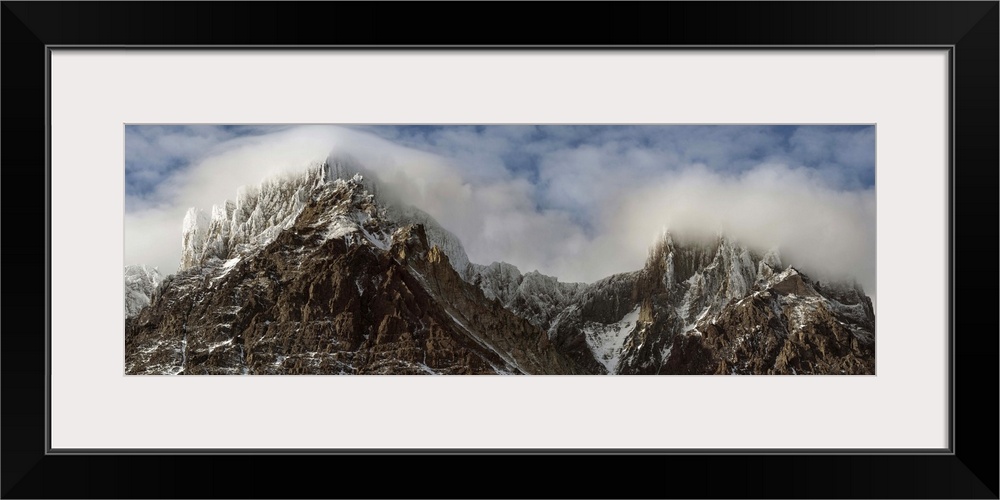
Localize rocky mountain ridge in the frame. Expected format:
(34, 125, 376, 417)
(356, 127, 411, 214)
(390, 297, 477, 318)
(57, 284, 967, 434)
(125, 157, 876, 375)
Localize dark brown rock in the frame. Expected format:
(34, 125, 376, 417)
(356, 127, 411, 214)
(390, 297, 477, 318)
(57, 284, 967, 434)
(126, 180, 584, 375)
(127, 167, 875, 376)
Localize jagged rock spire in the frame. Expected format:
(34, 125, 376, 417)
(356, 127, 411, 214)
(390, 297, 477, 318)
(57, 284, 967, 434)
(178, 155, 474, 277)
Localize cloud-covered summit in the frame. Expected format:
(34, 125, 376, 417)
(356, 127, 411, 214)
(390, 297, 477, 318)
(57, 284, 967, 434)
(125, 125, 875, 298)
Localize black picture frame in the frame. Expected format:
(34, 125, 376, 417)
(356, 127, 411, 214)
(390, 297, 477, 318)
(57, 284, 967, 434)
(3, 2, 997, 498)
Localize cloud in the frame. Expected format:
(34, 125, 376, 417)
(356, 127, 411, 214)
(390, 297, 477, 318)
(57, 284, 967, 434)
(125, 126, 235, 205)
(594, 163, 876, 295)
(124, 125, 297, 211)
(125, 125, 876, 300)
(125, 126, 448, 274)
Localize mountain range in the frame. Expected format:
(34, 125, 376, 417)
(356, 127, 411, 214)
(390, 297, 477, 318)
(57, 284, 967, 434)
(125, 155, 876, 375)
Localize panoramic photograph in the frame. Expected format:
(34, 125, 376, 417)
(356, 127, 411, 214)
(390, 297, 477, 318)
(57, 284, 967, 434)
(124, 125, 876, 375)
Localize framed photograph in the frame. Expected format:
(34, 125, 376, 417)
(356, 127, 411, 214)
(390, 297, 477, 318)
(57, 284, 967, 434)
(3, 2, 996, 498)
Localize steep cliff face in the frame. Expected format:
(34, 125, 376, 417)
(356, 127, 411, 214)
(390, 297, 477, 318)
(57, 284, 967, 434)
(126, 158, 875, 375)
(392, 225, 583, 375)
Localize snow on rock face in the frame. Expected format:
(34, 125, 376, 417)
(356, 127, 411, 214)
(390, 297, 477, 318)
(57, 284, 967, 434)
(583, 306, 641, 373)
(611, 232, 875, 374)
(177, 154, 474, 278)
(325, 153, 473, 275)
(124, 265, 163, 317)
(179, 208, 211, 271)
(144, 155, 875, 375)
(653, 233, 773, 326)
(180, 163, 327, 271)
(468, 261, 523, 302)
(467, 262, 586, 330)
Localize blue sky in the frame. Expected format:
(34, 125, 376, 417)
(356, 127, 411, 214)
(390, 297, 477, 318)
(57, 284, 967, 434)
(124, 124, 876, 295)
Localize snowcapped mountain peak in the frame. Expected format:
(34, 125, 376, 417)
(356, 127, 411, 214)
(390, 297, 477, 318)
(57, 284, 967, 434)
(180, 163, 327, 269)
(176, 157, 474, 279)
(130, 156, 875, 376)
(124, 264, 163, 317)
(644, 230, 789, 290)
(179, 163, 327, 271)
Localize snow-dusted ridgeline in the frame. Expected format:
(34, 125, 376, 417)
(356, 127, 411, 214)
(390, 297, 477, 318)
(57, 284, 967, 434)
(129, 156, 874, 375)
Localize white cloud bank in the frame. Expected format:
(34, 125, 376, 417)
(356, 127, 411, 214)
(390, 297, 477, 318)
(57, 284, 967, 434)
(125, 125, 876, 299)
